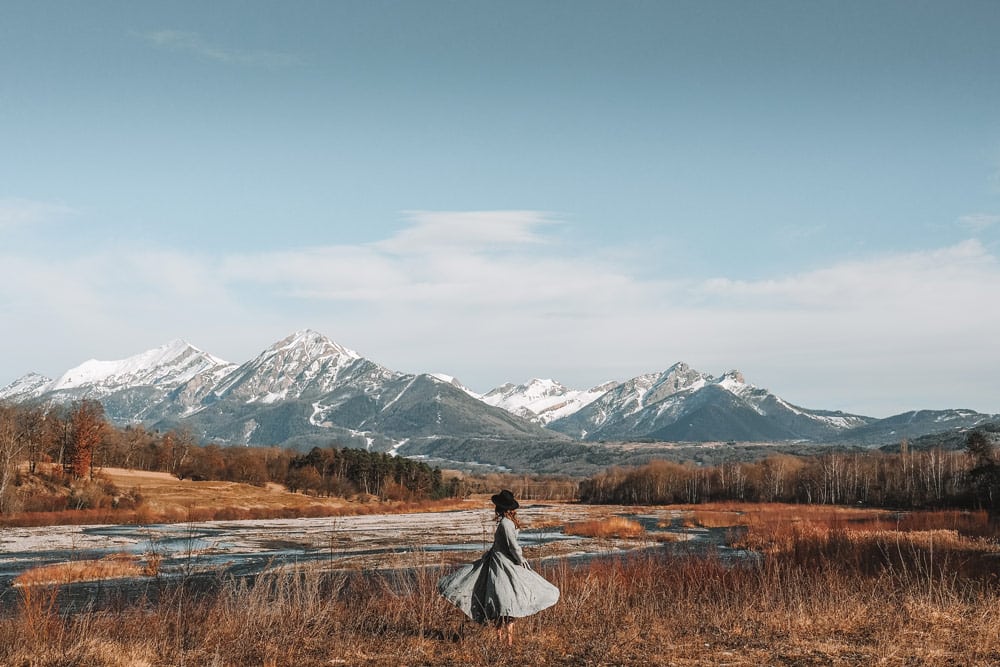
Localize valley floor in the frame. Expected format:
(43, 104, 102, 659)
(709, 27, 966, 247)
(2, 470, 999, 665)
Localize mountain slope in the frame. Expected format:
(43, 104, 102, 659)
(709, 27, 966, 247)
(834, 409, 997, 446)
(547, 364, 873, 442)
(480, 378, 618, 425)
(6, 330, 570, 455)
(4, 336, 994, 460)
(0, 372, 52, 401)
(2, 341, 235, 423)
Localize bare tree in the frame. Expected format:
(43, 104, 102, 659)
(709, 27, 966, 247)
(0, 405, 25, 513)
(67, 400, 107, 480)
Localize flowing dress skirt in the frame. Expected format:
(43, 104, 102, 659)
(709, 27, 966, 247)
(438, 548, 560, 624)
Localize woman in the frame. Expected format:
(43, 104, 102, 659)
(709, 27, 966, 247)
(438, 490, 560, 645)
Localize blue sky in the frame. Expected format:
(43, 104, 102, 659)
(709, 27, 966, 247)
(2, 1, 999, 416)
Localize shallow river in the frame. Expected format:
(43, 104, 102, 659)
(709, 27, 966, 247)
(0, 503, 750, 612)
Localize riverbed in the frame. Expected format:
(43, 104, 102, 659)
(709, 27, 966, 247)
(0, 501, 748, 611)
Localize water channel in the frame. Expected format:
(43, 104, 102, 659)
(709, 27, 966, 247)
(0, 504, 753, 612)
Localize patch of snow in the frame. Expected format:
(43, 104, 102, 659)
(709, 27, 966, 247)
(0, 372, 53, 400)
(388, 438, 410, 457)
(481, 377, 615, 425)
(382, 376, 417, 412)
(49, 340, 231, 392)
(259, 390, 288, 404)
(714, 371, 749, 395)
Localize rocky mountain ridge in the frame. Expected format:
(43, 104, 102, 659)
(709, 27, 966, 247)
(2, 332, 996, 464)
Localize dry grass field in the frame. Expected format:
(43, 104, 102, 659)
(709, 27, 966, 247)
(3, 502, 998, 665)
(2, 466, 469, 527)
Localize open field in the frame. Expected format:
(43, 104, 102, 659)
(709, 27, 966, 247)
(2, 466, 470, 527)
(3, 537, 998, 665)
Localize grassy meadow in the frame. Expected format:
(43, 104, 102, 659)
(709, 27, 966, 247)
(2, 504, 998, 666)
(2, 466, 471, 528)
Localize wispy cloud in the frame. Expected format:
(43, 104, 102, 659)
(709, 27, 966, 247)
(376, 210, 560, 254)
(2, 214, 1000, 415)
(957, 213, 1000, 233)
(0, 197, 75, 229)
(140, 30, 299, 67)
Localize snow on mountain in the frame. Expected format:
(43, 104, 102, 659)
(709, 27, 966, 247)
(47, 340, 233, 396)
(710, 370, 870, 430)
(574, 363, 710, 429)
(5, 336, 975, 452)
(547, 362, 874, 441)
(0, 372, 53, 401)
(210, 329, 394, 404)
(481, 378, 618, 425)
(429, 373, 481, 397)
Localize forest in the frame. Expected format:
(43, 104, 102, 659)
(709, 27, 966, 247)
(0, 400, 460, 515)
(580, 430, 1000, 511)
(2, 399, 999, 517)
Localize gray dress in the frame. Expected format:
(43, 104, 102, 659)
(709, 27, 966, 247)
(438, 516, 560, 623)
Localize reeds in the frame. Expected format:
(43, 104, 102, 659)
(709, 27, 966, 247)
(13, 553, 161, 587)
(2, 522, 998, 665)
(564, 516, 646, 538)
(2, 505, 998, 665)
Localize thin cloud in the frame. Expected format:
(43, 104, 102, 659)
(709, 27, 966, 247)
(0, 198, 75, 229)
(2, 216, 1000, 415)
(140, 30, 299, 67)
(376, 210, 560, 255)
(221, 211, 625, 305)
(700, 240, 996, 309)
(957, 213, 1000, 233)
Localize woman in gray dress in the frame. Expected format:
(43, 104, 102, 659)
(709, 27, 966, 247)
(438, 490, 560, 645)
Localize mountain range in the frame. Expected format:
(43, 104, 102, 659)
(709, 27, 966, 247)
(2, 330, 996, 472)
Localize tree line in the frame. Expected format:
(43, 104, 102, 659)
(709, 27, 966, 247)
(0, 401, 458, 513)
(5, 399, 999, 515)
(579, 431, 1000, 513)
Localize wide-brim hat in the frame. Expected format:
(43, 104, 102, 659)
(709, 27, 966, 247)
(491, 489, 519, 511)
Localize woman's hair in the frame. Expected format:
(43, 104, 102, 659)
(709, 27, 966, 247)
(496, 508, 522, 530)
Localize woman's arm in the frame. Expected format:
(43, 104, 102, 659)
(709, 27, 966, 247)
(502, 517, 527, 566)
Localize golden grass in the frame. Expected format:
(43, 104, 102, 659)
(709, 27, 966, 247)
(4, 500, 998, 664)
(1, 467, 471, 527)
(565, 516, 646, 539)
(3, 544, 999, 666)
(13, 553, 161, 587)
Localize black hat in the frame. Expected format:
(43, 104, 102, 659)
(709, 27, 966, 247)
(491, 489, 519, 512)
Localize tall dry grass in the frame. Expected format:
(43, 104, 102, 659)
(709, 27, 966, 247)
(564, 516, 646, 539)
(2, 525, 999, 666)
(13, 553, 161, 587)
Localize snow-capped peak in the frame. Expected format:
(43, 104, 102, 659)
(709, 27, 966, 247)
(212, 330, 378, 403)
(481, 377, 614, 425)
(0, 372, 53, 401)
(643, 362, 710, 405)
(49, 340, 231, 392)
(715, 369, 748, 393)
(267, 329, 361, 361)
